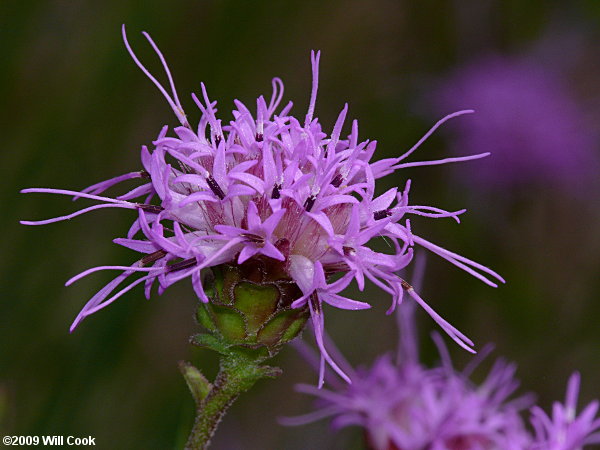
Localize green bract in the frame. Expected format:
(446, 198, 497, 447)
(195, 259, 309, 356)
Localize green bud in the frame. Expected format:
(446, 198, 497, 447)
(195, 258, 309, 355)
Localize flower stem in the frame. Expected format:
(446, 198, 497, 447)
(184, 350, 281, 450)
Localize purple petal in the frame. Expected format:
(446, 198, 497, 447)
(370, 187, 398, 211)
(260, 241, 285, 261)
(316, 194, 358, 211)
(77, 171, 144, 198)
(238, 245, 259, 264)
(304, 50, 321, 126)
(396, 110, 474, 162)
(322, 293, 371, 310)
(261, 207, 286, 235)
(289, 255, 315, 294)
(66, 265, 161, 286)
(214, 224, 244, 237)
(21, 203, 135, 226)
(228, 172, 265, 194)
(306, 211, 334, 237)
(192, 268, 209, 303)
(113, 238, 158, 253)
(246, 201, 261, 230)
(309, 299, 351, 387)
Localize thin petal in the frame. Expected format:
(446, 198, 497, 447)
(322, 293, 371, 310)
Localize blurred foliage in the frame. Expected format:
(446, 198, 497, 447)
(1, 1, 599, 449)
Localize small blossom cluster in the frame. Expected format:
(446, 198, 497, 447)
(284, 302, 600, 449)
(529, 371, 600, 450)
(22, 27, 503, 386)
(432, 55, 598, 193)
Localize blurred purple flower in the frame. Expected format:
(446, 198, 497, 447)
(433, 56, 598, 193)
(530, 372, 600, 450)
(283, 299, 533, 449)
(283, 275, 600, 449)
(22, 26, 504, 386)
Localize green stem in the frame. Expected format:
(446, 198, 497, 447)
(184, 351, 280, 450)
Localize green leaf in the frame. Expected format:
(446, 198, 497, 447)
(179, 361, 212, 405)
(190, 333, 230, 355)
(256, 364, 283, 379)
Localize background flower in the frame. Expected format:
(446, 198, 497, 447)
(283, 261, 600, 449)
(431, 55, 599, 194)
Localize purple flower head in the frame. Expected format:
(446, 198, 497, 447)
(283, 262, 600, 448)
(433, 56, 598, 193)
(529, 372, 600, 450)
(283, 300, 533, 449)
(22, 26, 504, 385)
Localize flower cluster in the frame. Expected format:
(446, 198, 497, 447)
(22, 26, 503, 386)
(530, 372, 600, 450)
(432, 55, 598, 193)
(284, 296, 600, 449)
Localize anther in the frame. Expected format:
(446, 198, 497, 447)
(310, 293, 321, 313)
(400, 279, 413, 291)
(138, 204, 164, 213)
(240, 233, 264, 244)
(207, 175, 226, 200)
(373, 209, 392, 220)
(255, 132, 263, 142)
(167, 258, 197, 272)
(271, 183, 281, 200)
(140, 170, 151, 179)
(140, 249, 168, 266)
(331, 174, 343, 188)
(304, 195, 316, 212)
(214, 135, 222, 146)
(343, 246, 356, 256)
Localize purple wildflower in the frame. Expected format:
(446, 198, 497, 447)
(21, 26, 503, 385)
(283, 305, 533, 449)
(283, 264, 600, 449)
(433, 56, 598, 193)
(530, 372, 600, 450)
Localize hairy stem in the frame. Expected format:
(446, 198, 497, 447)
(184, 351, 280, 450)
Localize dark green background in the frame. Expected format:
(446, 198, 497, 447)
(2, 1, 599, 449)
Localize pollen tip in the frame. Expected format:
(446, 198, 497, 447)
(400, 279, 413, 291)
